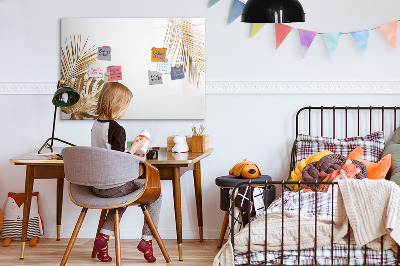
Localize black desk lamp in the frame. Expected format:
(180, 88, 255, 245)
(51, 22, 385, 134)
(241, 0, 305, 23)
(38, 81, 80, 154)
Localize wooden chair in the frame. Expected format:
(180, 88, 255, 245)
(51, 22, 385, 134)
(60, 146, 171, 265)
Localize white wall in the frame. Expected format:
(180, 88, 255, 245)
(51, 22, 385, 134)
(1, 0, 400, 240)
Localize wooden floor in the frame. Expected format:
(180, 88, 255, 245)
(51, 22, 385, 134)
(0, 239, 221, 265)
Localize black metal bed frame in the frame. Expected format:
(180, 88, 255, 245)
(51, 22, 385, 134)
(231, 106, 400, 266)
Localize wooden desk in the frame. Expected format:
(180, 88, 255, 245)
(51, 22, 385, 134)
(10, 147, 213, 261)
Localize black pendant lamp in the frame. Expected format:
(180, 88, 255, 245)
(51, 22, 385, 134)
(242, 0, 305, 23)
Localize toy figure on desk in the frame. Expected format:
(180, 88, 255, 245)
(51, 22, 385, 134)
(1, 192, 43, 247)
(172, 135, 189, 153)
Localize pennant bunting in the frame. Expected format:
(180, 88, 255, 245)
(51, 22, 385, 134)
(351, 29, 370, 55)
(378, 21, 398, 50)
(209, 0, 220, 7)
(275, 23, 293, 49)
(251, 23, 266, 38)
(229, 0, 245, 24)
(298, 29, 317, 58)
(323, 33, 341, 58)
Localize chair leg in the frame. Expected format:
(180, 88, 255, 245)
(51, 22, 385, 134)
(141, 205, 171, 263)
(217, 211, 230, 248)
(114, 209, 121, 266)
(60, 208, 88, 266)
(91, 209, 108, 258)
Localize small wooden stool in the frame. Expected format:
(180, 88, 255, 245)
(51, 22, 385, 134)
(215, 175, 275, 248)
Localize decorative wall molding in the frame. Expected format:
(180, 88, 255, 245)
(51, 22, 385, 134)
(206, 81, 400, 94)
(0, 83, 56, 94)
(1, 81, 400, 94)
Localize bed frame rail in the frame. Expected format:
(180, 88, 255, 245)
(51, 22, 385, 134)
(289, 106, 400, 181)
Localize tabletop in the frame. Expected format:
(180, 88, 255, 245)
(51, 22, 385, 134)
(10, 147, 214, 165)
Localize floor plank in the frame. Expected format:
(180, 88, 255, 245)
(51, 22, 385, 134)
(0, 239, 221, 265)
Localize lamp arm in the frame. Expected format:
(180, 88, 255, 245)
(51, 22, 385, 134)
(37, 105, 76, 154)
(50, 105, 57, 148)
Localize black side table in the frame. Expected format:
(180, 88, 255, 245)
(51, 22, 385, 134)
(215, 175, 275, 248)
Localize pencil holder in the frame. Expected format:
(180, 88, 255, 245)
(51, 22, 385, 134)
(191, 135, 209, 153)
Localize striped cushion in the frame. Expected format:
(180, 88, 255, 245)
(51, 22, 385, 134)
(295, 131, 385, 166)
(1, 217, 40, 240)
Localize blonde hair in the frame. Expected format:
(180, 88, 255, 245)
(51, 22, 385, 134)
(96, 82, 133, 120)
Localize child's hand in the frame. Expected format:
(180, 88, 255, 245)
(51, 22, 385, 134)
(129, 137, 147, 155)
(134, 149, 149, 157)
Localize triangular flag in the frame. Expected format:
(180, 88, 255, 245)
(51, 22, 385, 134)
(298, 29, 317, 58)
(251, 23, 266, 38)
(351, 29, 370, 55)
(275, 23, 293, 49)
(323, 33, 341, 58)
(209, 0, 220, 7)
(229, 0, 245, 24)
(378, 21, 398, 50)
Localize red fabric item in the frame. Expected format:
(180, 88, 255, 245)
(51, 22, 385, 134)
(137, 239, 156, 262)
(94, 233, 112, 262)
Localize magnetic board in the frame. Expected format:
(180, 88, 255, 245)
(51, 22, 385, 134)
(60, 18, 205, 120)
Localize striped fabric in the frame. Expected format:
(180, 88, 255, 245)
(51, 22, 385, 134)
(294, 131, 385, 166)
(234, 191, 397, 265)
(1, 217, 41, 240)
(266, 191, 336, 220)
(235, 245, 397, 265)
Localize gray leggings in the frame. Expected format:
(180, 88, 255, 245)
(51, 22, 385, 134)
(92, 180, 162, 240)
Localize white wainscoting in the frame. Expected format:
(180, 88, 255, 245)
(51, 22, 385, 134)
(1, 81, 400, 95)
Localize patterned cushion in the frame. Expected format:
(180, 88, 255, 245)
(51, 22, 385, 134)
(295, 131, 385, 166)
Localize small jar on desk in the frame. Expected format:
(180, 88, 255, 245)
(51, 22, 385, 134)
(215, 175, 275, 248)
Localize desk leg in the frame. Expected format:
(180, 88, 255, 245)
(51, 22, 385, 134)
(56, 178, 64, 241)
(20, 165, 34, 259)
(193, 161, 203, 242)
(172, 167, 183, 261)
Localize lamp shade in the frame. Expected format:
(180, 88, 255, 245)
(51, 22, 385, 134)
(52, 83, 80, 108)
(241, 0, 305, 23)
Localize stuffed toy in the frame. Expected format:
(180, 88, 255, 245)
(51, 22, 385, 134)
(301, 154, 368, 191)
(229, 159, 261, 179)
(289, 150, 333, 191)
(172, 135, 189, 153)
(317, 160, 360, 193)
(348, 146, 391, 180)
(1, 192, 44, 247)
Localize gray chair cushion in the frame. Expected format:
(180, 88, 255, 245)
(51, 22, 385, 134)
(69, 180, 145, 208)
(62, 146, 145, 188)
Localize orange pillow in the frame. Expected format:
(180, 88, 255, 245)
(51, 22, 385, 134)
(347, 146, 391, 180)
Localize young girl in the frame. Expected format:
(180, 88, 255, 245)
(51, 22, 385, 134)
(91, 82, 162, 263)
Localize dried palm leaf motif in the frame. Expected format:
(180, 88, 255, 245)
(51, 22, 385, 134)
(164, 19, 205, 88)
(61, 73, 105, 120)
(61, 35, 98, 80)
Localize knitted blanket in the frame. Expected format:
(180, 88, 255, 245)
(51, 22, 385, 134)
(214, 179, 400, 266)
(213, 211, 342, 266)
(335, 178, 399, 251)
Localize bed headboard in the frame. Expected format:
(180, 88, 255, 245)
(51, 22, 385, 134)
(290, 106, 400, 179)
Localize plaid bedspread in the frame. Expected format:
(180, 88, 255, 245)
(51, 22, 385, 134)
(234, 191, 397, 265)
